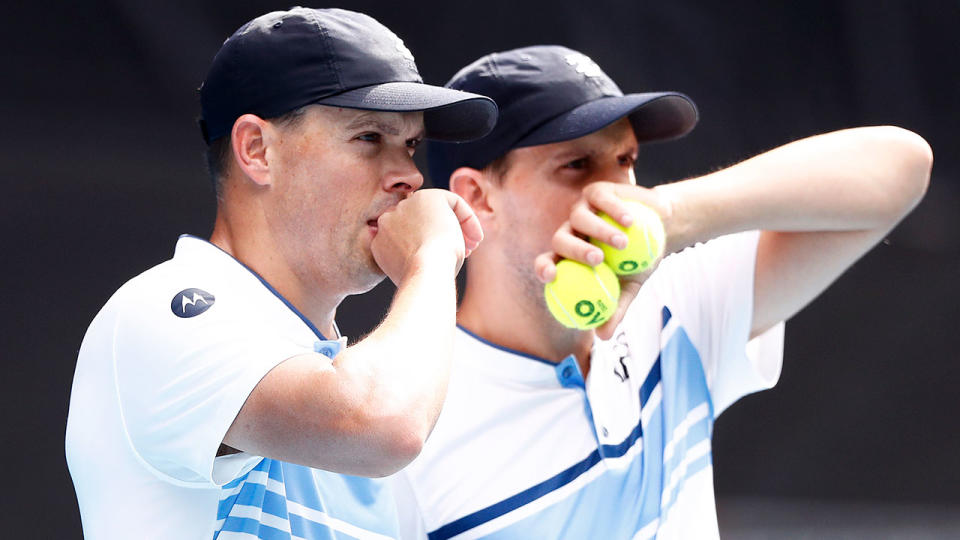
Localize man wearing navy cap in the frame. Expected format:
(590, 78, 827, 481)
(392, 45, 932, 539)
(65, 8, 496, 539)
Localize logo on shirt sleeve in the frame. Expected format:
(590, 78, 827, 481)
(171, 288, 216, 318)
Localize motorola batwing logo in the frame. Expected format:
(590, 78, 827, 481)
(564, 52, 618, 95)
(564, 52, 604, 79)
(171, 288, 216, 318)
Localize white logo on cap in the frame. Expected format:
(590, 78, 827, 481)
(393, 36, 415, 62)
(564, 53, 604, 79)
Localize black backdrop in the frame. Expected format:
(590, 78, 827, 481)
(4, 1, 959, 536)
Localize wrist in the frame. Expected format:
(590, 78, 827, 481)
(653, 183, 698, 253)
(401, 242, 460, 284)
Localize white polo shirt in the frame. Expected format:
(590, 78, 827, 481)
(392, 231, 784, 540)
(66, 235, 400, 540)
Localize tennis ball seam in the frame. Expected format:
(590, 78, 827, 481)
(594, 267, 617, 304)
(545, 262, 620, 329)
(544, 282, 577, 327)
(592, 200, 665, 275)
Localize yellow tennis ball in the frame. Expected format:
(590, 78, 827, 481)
(544, 260, 621, 329)
(591, 200, 665, 275)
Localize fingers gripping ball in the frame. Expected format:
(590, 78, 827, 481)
(591, 200, 665, 275)
(544, 260, 621, 329)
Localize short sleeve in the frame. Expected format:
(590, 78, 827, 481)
(111, 283, 320, 487)
(647, 230, 784, 415)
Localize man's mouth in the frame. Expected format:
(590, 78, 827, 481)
(367, 199, 403, 235)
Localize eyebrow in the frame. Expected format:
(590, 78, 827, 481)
(345, 114, 424, 139)
(551, 147, 598, 163)
(551, 143, 639, 163)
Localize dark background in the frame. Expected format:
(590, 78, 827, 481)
(4, 0, 958, 537)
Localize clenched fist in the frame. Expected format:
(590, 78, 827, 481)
(372, 189, 483, 285)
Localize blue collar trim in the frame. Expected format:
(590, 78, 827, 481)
(180, 234, 328, 341)
(457, 324, 560, 367)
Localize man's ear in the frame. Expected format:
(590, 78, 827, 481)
(231, 114, 273, 187)
(449, 167, 494, 220)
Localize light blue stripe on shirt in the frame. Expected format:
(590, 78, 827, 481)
(215, 459, 399, 539)
(428, 315, 716, 539)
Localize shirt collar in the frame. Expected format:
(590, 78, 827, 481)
(456, 325, 587, 387)
(174, 234, 330, 342)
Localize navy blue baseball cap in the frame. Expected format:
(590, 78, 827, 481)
(199, 7, 498, 145)
(428, 45, 698, 188)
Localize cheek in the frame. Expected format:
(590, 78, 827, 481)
(275, 145, 363, 214)
(531, 185, 580, 225)
(504, 190, 579, 251)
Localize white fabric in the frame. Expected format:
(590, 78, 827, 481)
(65, 236, 335, 539)
(647, 230, 784, 415)
(393, 231, 784, 540)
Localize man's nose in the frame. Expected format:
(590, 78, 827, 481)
(383, 158, 424, 193)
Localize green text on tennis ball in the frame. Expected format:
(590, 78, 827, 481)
(544, 260, 621, 329)
(591, 200, 665, 275)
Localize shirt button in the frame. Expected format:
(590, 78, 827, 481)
(601, 427, 609, 437)
(562, 366, 573, 378)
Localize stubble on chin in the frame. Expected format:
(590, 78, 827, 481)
(505, 243, 552, 322)
(340, 238, 386, 294)
(357, 251, 387, 292)
(290, 234, 383, 298)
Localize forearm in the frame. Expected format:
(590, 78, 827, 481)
(331, 247, 458, 466)
(652, 125, 931, 336)
(656, 126, 932, 251)
(223, 190, 478, 476)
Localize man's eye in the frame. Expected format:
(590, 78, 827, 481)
(563, 158, 588, 170)
(619, 155, 637, 167)
(357, 133, 381, 143)
(406, 137, 423, 149)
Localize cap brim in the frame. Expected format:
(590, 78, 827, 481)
(316, 82, 498, 142)
(515, 92, 698, 148)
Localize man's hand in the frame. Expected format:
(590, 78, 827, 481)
(372, 189, 483, 285)
(223, 192, 481, 478)
(533, 181, 673, 339)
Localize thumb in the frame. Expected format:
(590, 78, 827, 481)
(444, 191, 484, 251)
